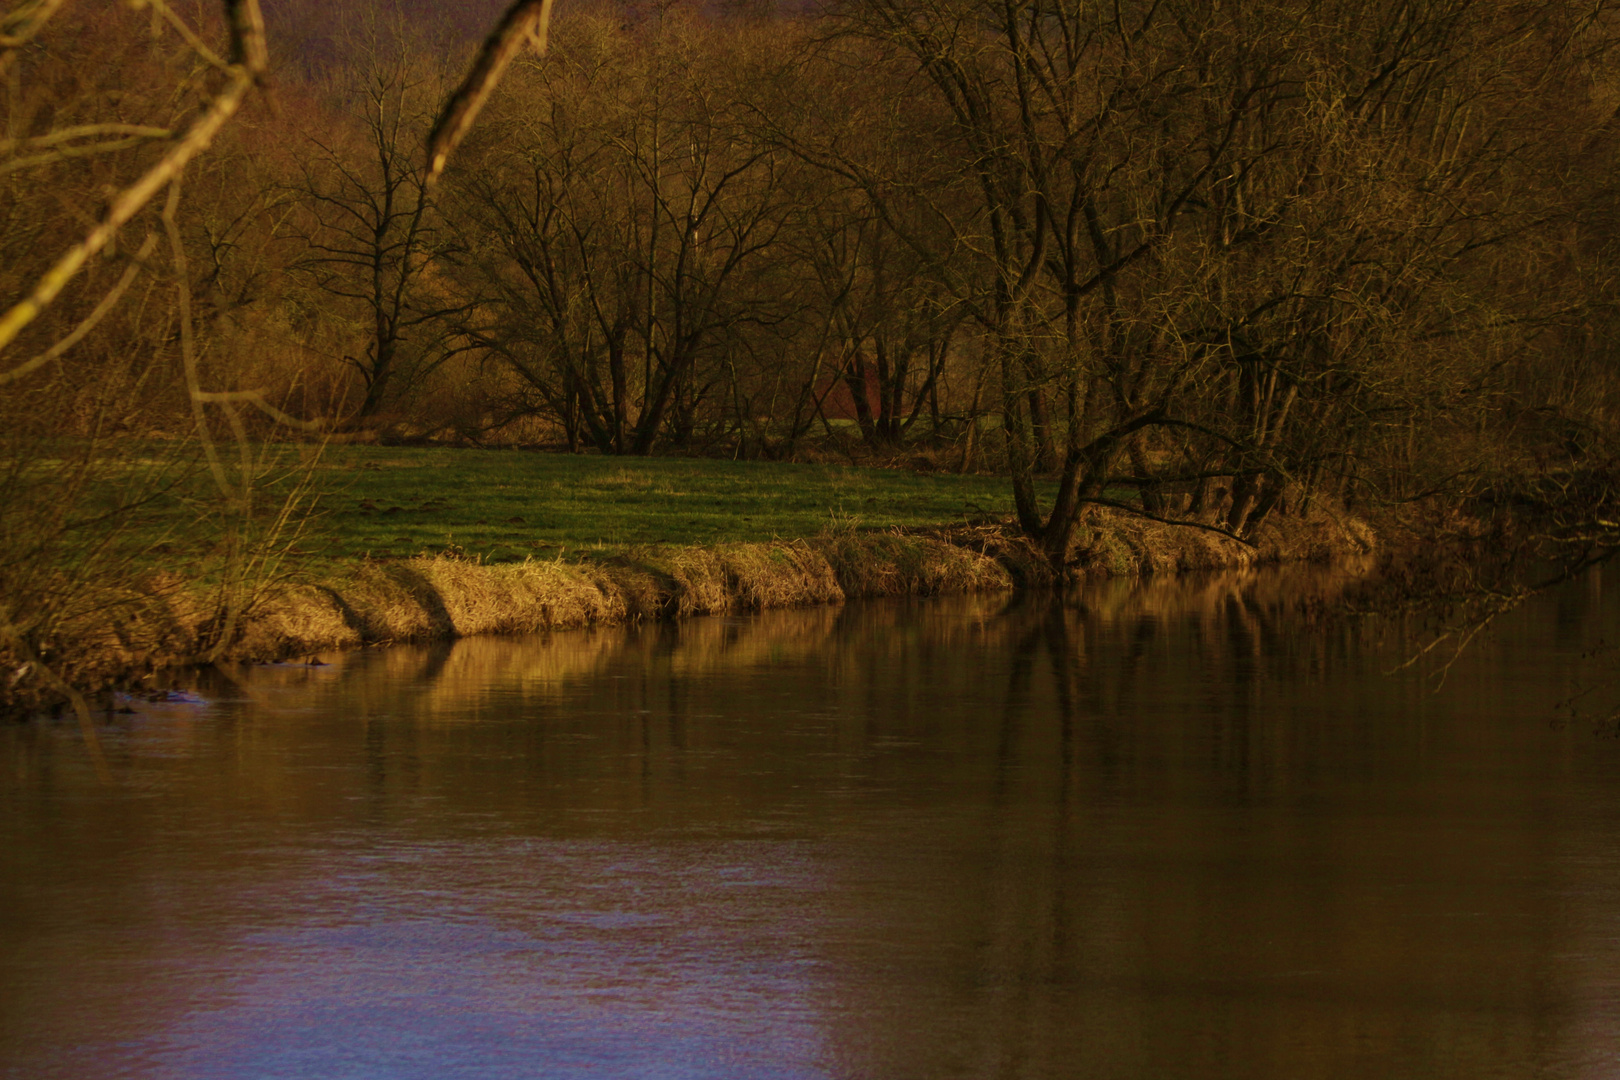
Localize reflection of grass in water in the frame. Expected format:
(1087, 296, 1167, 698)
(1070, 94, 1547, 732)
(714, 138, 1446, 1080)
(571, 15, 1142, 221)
(281, 445, 1045, 565)
(236, 597, 1011, 722)
(285, 609, 856, 720)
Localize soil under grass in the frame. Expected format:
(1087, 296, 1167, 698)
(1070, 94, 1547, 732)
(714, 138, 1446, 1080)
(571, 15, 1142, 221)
(292, 445, 1049, 563)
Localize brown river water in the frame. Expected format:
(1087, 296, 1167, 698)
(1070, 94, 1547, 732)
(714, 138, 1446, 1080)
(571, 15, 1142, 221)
(4, 567, 1620, 1079)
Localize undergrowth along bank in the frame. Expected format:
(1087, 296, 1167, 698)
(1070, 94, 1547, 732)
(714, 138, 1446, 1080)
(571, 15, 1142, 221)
(5, 502, 1375, 710)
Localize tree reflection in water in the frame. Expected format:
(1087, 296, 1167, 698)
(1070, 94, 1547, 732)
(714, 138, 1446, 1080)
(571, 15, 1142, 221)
(3, 565, 1619, 1079)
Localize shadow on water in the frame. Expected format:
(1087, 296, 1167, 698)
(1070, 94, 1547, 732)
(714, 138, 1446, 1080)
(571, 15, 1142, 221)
(4, 563, 1620, 1079)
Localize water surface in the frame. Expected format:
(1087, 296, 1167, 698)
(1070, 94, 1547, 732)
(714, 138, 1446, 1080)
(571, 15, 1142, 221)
(4, 568, 1620, 1078)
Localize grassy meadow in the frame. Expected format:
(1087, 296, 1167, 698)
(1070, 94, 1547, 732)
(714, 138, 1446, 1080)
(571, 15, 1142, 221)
(274, 446, 1045, 565)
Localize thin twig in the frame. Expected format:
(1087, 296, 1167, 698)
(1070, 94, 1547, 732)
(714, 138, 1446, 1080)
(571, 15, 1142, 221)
(0, 136, 172, 176)
(1079, 496, 1259, 548)
(0, 232, 159, 388)
(161, 179, 236, 507)
(192, 389, 326, 431)
(0, 0, 69, 79)
(0, 123, 171, 152)
(0, 0, 268, 356)
(144, 0, 230, 72)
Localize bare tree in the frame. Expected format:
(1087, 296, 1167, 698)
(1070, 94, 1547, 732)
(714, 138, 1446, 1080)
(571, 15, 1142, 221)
(823, 0, 1620, 565)
(288, 13, 481, 424)
(452, 10, 797, 454)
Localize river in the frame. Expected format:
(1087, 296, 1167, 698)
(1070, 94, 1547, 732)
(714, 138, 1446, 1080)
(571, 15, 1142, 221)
(3, 567, 1619, 1078)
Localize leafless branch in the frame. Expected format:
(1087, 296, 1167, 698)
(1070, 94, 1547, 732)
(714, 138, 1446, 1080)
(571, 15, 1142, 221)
(1078, 496, 1260, 548)
(0, 123, 173, 153)
(0, 0, 69, 78)
(0, 0, 269, 357)
(425, 0, 554, 186)
(192, 389, 327, 431)
(0, 232, 159, 388)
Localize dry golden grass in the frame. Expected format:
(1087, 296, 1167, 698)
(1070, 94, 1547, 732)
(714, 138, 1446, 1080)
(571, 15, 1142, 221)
(819, 531, 1015, 597)
(238, 532, 1006, 658)
(3, 504, 1380, 709)
(242, 556, 658, 655)
(639, 540, 845, 617)
(1067, 502, 1377, 580)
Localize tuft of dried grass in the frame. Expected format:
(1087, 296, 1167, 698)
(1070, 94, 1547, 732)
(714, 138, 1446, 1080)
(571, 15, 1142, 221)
(1065, 500, 1376, 580)
(815, 530, 1014, 597)
(638, 540, 844, 617)
(232, 539, 854, 659)
(0, 570, 220, 707)
(717, 541, 845, 611)
(238, 555, 660, 655)
(3, 498, 1381, 711)
(230, 500, 1372, 661)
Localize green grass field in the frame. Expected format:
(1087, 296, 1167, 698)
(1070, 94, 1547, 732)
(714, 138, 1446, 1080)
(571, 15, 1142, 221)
(280, 446, 1042, 563)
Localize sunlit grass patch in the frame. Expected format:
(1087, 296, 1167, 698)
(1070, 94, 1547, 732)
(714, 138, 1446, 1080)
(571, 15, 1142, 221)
(292, 446, 1043, 564)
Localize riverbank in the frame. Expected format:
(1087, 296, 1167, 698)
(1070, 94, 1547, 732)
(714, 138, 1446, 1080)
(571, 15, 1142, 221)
(5, 501, 1376, 710)
(248, 500, 1375, 652)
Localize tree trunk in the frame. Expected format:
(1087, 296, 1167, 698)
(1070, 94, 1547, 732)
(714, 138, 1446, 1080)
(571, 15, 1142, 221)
(1128, 437, 1164, 514)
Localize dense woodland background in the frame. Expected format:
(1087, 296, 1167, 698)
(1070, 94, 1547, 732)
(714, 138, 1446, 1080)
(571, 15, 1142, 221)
(6, 0, 1620, 687)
